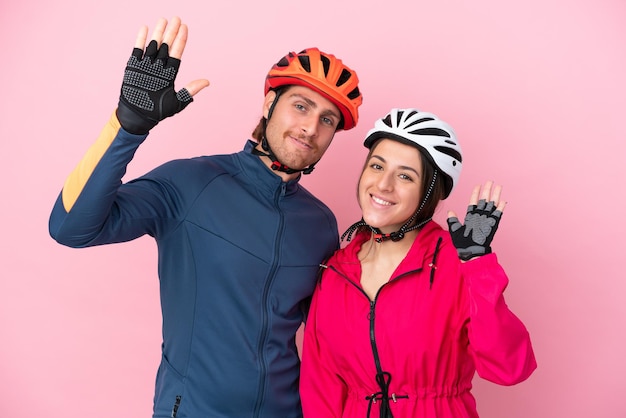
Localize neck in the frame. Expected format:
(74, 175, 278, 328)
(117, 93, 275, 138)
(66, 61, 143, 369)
(253, 143, 301, 182)
(358, 228, 418, 264)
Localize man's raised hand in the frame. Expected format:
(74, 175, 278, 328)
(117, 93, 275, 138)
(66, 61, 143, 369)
(117, 17, 210, 134)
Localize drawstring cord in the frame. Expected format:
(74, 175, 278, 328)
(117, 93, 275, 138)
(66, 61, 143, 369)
(365, 372, 408, 418)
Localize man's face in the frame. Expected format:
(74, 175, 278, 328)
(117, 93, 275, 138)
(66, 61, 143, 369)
(262, 85, 341, 173)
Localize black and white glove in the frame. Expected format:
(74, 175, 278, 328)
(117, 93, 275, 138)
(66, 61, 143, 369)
(447, 199, 502, 261)
(117, 40, 193, 134)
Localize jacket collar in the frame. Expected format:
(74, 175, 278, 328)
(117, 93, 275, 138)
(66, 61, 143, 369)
(239, 140, 302, 196)
(336, 221, 444, 276)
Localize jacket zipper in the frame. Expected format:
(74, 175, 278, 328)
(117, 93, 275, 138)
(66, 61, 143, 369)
(253, 182, 287, 417)
(325, 265, 421, 416)
(324, 266, 421, 373)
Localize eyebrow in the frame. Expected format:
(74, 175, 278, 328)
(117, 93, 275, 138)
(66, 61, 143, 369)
(288, 93, 341, 119)
(370, 154, 421, 176)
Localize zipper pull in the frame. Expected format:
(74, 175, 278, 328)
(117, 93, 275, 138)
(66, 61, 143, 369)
(171, 395, 181, 418)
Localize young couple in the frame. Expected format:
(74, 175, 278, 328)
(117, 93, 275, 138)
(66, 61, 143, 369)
(49, 17, 536, 418)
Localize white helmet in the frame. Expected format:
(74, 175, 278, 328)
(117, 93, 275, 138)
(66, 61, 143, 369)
(363, 108, 462, 199)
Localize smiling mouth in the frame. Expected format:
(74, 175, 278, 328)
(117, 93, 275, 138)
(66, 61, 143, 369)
(288, 133, 313, 150)
(371, 195, 393, 206)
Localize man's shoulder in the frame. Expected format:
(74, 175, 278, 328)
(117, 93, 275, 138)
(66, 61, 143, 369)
(143, 153, 239, 187)
(294, 185, 333, 210)
(161, 152, 237, 172)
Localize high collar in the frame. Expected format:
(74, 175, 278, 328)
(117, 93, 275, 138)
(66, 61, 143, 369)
(335, 221, 443, 275)
(239, 140, 302, 196)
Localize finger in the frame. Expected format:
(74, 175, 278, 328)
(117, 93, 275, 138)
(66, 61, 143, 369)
(134, 25, 149, 50)
(447, 210, 457, 219)
(497, 200, 507, 212)
(480, 180, 493, 201)
(169, 23, 188, 59)
(184, 79, 211, 97)
(162, 16, 182, 49)
(468, 185, 481, 206)
(491, 184, 502, 207)
(150, 17, 168, 46)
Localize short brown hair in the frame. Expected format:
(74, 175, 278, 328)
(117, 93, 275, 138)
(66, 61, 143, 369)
(251, 117, 265, 143)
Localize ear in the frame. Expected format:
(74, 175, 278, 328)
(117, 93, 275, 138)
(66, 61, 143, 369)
(262, 90, 278, 119)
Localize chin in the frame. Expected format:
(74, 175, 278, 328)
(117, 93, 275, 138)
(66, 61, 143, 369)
(363, 219, 386, 231)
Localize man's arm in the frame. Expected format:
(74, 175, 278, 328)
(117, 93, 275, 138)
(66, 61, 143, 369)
(49, 17, 209, 247)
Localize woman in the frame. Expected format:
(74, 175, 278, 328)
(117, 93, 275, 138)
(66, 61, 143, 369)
(300, 108, 536, 417)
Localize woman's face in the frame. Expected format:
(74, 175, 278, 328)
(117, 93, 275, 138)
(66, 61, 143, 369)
(358, 139, 424, 234)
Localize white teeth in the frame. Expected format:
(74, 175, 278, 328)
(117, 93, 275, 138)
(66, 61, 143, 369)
(372, 195, 392, 206)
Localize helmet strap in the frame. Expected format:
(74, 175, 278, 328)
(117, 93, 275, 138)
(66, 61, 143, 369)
(252, 142, 317, 175)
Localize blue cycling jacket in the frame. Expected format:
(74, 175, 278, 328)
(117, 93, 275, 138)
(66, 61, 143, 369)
(49, 115, 339, 417)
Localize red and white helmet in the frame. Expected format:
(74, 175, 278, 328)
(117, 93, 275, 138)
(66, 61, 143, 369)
(364, 108, 462, 199)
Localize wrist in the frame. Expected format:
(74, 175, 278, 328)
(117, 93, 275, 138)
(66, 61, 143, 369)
(116, 101, 157, 135)
(456, 246, 491, 261)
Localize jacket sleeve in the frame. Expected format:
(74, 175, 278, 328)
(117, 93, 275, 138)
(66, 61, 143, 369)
(48, 113, 172, 247)
(462, 253, 537, 385)
(300, 285, 347, 417)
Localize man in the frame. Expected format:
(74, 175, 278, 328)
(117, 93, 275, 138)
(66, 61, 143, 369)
(49, 17, 362, 418)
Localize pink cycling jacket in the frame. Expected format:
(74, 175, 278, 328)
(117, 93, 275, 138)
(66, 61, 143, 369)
(300, 221, 536, 418)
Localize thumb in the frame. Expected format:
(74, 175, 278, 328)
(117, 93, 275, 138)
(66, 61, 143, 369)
(446, 212, 462, 232)
(184, 78, 211, 97)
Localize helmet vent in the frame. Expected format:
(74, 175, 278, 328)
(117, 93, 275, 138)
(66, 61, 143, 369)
(405, 117, 435, 129)
(396, 111, 404, 126)
(297, 55, 311, 72)
(434, 145, 463, 163)
(276, 56, 290, 67)
(347, 87, 361, 100)
(321, 55, 331, 76)
(336, 68, 352, 86)
(406, 110, 420, 119)
(409, 128, 451, 138)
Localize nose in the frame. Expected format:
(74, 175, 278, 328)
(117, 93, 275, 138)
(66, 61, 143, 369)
(300, 114, 318, 137)
(377, 171, 394, 192)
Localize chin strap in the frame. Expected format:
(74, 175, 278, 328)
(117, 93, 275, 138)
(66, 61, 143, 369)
(371, 217, 432, 243)
(341, 170, 438, 243)
(341, 217, 432, 244)
(251, 138, 317, 175)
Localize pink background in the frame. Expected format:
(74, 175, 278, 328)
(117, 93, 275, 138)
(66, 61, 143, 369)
(1, 0, 624, 417)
